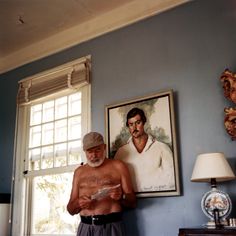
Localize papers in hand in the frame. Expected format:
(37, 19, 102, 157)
(91, 184, 121, 200)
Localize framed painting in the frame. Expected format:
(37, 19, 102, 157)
(105, 90, 180, 197)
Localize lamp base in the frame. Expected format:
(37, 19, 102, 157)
(201, 188, 232, 227)
(205, 221, 218, 229)
(205, 220, 228, 229)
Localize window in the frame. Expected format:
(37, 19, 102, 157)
(11, 56, 91, 236)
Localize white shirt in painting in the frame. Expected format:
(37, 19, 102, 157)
(114, 135, 175, 193)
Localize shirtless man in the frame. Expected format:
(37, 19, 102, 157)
(67, 132, 136, 236)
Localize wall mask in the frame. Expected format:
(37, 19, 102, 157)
(224, 107, 236, 140)
(220, 69, 236, 140)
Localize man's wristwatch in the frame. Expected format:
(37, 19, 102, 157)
(122, 193, 126, 200)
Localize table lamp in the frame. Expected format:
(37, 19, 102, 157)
(191, 152, 236, 228)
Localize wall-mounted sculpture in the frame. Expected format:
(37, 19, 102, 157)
(220, 69, 236, 103)
(224, 107, 236, 140)
(220, 69, 236, 140)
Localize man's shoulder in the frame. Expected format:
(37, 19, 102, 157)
(116, 138, 132, 151)
(106, 158, 126, 168)
(117, 142, 129, 150)
(154, 139, 169, 147)
(114, 143, 130, 159)
(74, 163, 87, 174)
(106, 157, 122, 164)
(147, 134, 167, 146)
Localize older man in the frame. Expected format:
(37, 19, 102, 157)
(67, 131, 136, 236)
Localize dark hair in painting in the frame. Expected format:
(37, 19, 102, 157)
(126, 107, 147, 127)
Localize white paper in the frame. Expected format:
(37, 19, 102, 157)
(91, 184, 120, 200)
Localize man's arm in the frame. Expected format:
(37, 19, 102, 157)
(67, 167, 93, 215)
(67, 168, 81, 215)
(117, 160, 136, 208)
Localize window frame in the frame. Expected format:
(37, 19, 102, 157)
(11, 58, 91, 236)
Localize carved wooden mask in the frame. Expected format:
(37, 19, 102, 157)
(220, 69, 236, 104)
(220, 69, 236, 140)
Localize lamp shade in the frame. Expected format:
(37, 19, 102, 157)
(191, 152, 236, 182)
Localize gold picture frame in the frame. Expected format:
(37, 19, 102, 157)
(105, 90, 180, 197)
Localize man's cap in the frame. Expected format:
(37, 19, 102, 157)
(83, 132, 104, 151)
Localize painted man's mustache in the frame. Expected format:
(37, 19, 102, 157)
(132, 130, 138, 134)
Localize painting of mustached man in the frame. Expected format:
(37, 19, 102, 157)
(106, 90, 180, 197)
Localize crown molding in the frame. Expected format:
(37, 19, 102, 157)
(0, 0, 189, 74)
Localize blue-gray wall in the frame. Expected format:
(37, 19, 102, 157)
(1, 0, 236, 235)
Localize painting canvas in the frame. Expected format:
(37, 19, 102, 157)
(105, 90, 180, 197)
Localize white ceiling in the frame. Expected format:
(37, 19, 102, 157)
(0, 0, 189, 74)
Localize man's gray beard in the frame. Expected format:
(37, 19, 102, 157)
(87, 153, 106, 168)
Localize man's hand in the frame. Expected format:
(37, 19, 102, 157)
(67, 195, 91, 215)
(108, 186, 122, 201)
(78, 195, 93, 209)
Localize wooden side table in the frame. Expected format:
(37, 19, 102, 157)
(179, 227, 236, 236)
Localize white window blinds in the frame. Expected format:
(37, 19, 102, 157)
(17, 56, 91, 105)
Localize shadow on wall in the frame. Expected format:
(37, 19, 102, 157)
(123, 208, 139, 236)
(124, 198, 164, 236)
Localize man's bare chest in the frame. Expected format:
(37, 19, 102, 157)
(79, 169, 120, 189)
